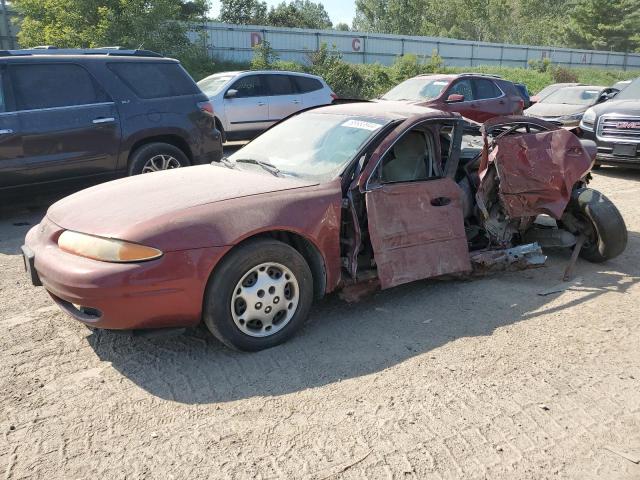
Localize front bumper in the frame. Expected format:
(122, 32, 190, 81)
(24, 217, 229, 330)
(582, 129, 640, 166)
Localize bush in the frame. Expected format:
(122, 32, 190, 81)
(251, 41, 279, 70)
(552, 66, 579, 83)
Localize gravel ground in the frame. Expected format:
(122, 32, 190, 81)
(1, 167, 639, 479)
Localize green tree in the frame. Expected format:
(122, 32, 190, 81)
(564, 0, 640, 51)
(267, 0, 332, 29)
(219, 0, 268, 24)
(335, 22, 351, 31)
(13, 0, 208, 54)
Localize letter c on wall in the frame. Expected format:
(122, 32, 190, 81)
(352, 38, 361, 52)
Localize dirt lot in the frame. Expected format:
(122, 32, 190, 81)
(1, 168, 639, 479)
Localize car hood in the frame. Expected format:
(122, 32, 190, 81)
(47, 165, 317, 241)
(525, 103, 587, 118)
(590, 98, 640, 116)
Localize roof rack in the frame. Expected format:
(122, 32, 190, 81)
(0, 47, 163, 58)
(457, 73, 502, 79)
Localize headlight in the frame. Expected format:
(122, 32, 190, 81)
(560, 112, 584, 121)
(580, 108, 596, 130)
(58, 231, 163, 263)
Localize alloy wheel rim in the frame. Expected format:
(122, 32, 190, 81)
(142, 154, 182, 173)
(231, 262, 300, 338)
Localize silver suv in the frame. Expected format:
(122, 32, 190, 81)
(198, 70, 336, 142)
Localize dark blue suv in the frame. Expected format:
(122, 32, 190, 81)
(0, 47, 223, 193)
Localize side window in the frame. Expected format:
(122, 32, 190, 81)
(378, 129, 438, 184)
(11, 64, 105, 110)
(294, 75, 323, 93)
(448, 79, 474, 101)
(474, 79, 502, 100)
(265, 75, 296, 96)
(229, 75, 264, 98)
(107, 62, 199, 99)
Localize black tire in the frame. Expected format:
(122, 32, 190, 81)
(127, 142, 190, 176)
(592, 163, 602, 170)
(571, 188, 627, 263)
(203, 239, 314, 351)
(214, 117, 226, 144)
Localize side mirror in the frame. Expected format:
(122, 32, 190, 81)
(529, 95, 539, 105)
(225, 89, 238, 99)
(446, 93, 465, 103)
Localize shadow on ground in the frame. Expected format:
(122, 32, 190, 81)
(88, 231, 640, 404)
(594, 165, 640, 181)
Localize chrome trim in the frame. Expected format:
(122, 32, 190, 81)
(92, 117, 115, 124)
(0, 128, 13, 134)
(596, 114, 640, 144)
(0, 102, 115, 116)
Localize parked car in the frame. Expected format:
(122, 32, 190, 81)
(580, 76, 640, 167)
(525, 85, 617, 127)
(378, 73, 525, 123)
(23, 102, 627, 351)
(530, 82, 582, 104)
(514, 83, 532, 109)
(197, 70, 336, 142)
(0, 48, 223, 194)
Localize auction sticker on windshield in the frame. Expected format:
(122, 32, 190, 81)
(341, 119, 384, 131)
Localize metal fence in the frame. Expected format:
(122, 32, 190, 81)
(192, 22, 640, 71)
(0, 3, 18, 50)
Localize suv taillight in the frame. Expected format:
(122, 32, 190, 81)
(198, 101, 214, 116)
(518, 98, 525, 112)
(330, 92, 339, 101)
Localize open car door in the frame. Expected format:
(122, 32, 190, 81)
(363, 120, 471, 289)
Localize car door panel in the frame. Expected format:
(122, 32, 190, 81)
(443, 79, 479, 120)
(223, 74, 271, 134)
(0, 111, 25, 188)
(266, 74, 302, 122)
(6, 62, 121, 186)
(366, 177, 471, 289)
(17, 102, 120, 185)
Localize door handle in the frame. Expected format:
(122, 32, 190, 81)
(0, 128, 13, 134)
(92, 117, 115, 124)
(499, 100, 505, 105)
(292, 100, 301, 104)
(431, 197, 451, 207)
(257, 102, 266, 107)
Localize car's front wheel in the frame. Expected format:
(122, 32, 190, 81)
(203, 239, 314, 351)
(128, 142, 190, 176)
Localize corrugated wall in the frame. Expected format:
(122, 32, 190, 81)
(192, 22, 640, 70)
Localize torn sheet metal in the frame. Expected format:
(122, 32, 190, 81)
(480, 129, 592, 219)
(470, 242, 547, 273)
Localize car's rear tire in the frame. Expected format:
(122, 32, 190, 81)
(128, 142, 190, 176)
(203, 239, 314, 351)
(571, 188, 627, 263)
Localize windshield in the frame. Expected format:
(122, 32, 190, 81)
(197, 74, 234, 96)
(615, 77, 640, 100)
(227, 113, 388, 182)
(542, 86, 602, 105)
(381, 77, 449, 101)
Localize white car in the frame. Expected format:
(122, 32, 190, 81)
(198, 70, 336, 142)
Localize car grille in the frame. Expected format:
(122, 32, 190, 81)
(597, 115, 640, 143)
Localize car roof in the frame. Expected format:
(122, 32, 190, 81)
(0, 54, 178, 63)
(210, 70, 322, 79)
(310, 101, 459, 121)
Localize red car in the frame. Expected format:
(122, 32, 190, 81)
(23, 102, 627, 351)
(379, 73, 524, 122)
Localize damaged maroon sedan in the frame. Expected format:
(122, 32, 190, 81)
(23, 102, 627, 351)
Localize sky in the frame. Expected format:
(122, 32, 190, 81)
(209, 0, 357, 27)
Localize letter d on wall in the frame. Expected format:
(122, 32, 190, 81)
(251, 32, 263, 47)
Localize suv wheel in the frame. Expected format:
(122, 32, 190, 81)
(128, 142, 190, 176)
